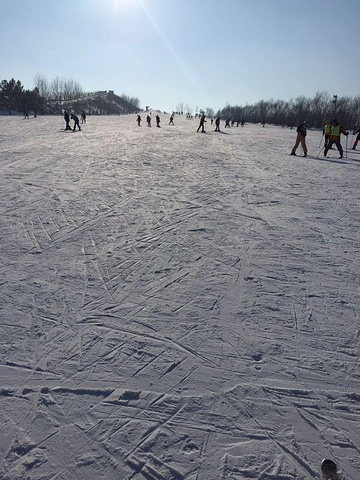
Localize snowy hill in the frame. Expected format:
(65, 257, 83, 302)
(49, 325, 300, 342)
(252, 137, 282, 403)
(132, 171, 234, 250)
(55, 90, 140, 115)
(0, 114, 359, 480)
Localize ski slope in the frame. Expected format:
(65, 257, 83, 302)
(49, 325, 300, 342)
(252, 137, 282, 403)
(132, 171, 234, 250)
(0, 114, 359, 480)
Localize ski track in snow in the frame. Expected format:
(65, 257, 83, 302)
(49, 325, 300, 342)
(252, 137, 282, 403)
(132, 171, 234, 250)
(0, 115, 359, 479)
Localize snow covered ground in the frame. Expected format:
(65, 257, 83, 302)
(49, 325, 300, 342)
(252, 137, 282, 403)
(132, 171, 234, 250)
(0, 114, 359, 480)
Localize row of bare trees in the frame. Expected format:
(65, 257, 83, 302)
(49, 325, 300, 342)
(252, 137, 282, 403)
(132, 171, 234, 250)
(34, 74, 83, 104)
(120, 93, 140, 109)
(218, 92, 360, 128)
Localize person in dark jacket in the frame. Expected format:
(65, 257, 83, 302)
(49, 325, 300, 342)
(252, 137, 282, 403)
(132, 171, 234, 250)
(156, 114, 161, 127)
(137, 114, 141, 126)
(351, 126, 360, 150)
(290, 121, 309, 157)
(71, 113, 81, 131)
(146, 115, 151, 127)
(169, 115, 174, 125)
(324, 119, 349, 158)
(64, 110, 72, 130)
(214, 116, 221, 132)
(81, 111, 87, 123)
(197, 114, 206, 133)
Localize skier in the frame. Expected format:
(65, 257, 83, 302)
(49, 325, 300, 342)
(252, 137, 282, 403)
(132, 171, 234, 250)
(81, 111, 87, 124)
(169, 115, 174, 125)
(225, 119, 230, 128)
(146, 115, 151, 127)
(214, 116, 221, 132)
(351, 125, 360, 150)
(71, 113, 81, 131)
(64, 110, 72, 130)
(23, 111, 29, 119)
(323, 120, 332, 149)
(290, 121, 309, 157)
(137, 114, 141, 126)
(324, 119, 349, 159)
(156, 114, 161, 127)
(197, 114, 206, 133)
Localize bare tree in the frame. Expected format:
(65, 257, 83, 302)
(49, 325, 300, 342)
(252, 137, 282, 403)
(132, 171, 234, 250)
(34, 74, 50, 99)
(63, 79, 83, 100)
(206, 107, 215, 118)
(121, 93, 140, 108)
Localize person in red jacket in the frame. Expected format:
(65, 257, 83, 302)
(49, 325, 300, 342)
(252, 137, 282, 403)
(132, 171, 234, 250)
(197, 114, 206, 133)
(324, 119, 349, 159)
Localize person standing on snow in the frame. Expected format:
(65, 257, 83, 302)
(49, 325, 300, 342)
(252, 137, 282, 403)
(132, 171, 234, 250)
(197, 114, 206, 133)
(324, 119, 349, 158)
(156, 114, 161, 127)
(214, 116, 221, 132)
(323, 120, 332, 149)
(71, 113, 81, 131)
(137, 114, 141, 126)
(290, 121, 309, 157)
(64, 110, 72, 130)
(169, 115, 174, 125)
(146, 115, 151, 127)
(351, 126, 360, 150)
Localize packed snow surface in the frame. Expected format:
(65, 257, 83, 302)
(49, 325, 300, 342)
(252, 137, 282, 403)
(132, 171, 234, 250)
(0, 114, 359, 480)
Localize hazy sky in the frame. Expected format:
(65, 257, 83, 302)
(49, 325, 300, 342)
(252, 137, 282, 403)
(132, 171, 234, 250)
(1, 0, 359, 112)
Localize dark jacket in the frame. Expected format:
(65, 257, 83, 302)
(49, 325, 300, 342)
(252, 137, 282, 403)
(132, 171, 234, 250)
(296, 124, 307, 137)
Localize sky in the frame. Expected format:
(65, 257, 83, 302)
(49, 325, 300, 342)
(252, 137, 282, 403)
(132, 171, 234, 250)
(1, 0, 360, 113)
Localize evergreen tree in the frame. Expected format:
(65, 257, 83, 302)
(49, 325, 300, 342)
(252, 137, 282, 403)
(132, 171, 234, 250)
(0, 78, 24, 113)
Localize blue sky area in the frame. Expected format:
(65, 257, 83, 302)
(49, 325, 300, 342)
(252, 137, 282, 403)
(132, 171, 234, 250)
(1, 0, 359, 112)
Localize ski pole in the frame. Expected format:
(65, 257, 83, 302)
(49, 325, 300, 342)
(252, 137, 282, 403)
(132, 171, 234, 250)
(345, 134, 348, 158)
(318, 133, 324, 148)
(316, 143, 325, 157)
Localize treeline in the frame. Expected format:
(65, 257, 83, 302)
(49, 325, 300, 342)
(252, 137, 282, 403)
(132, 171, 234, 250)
(120, 93, 140, 109)
(34, 74, 83, 103)
(0, 78, 44, 114)
(218, 92, 360, 128)
(0, 75, 140, 114)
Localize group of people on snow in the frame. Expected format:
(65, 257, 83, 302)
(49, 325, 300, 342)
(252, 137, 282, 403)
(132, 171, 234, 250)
(136, 113, 175, 128)
(63, 110, 359, 158)
(290, 119, 353, 159)
(63, 110, 82, 131)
